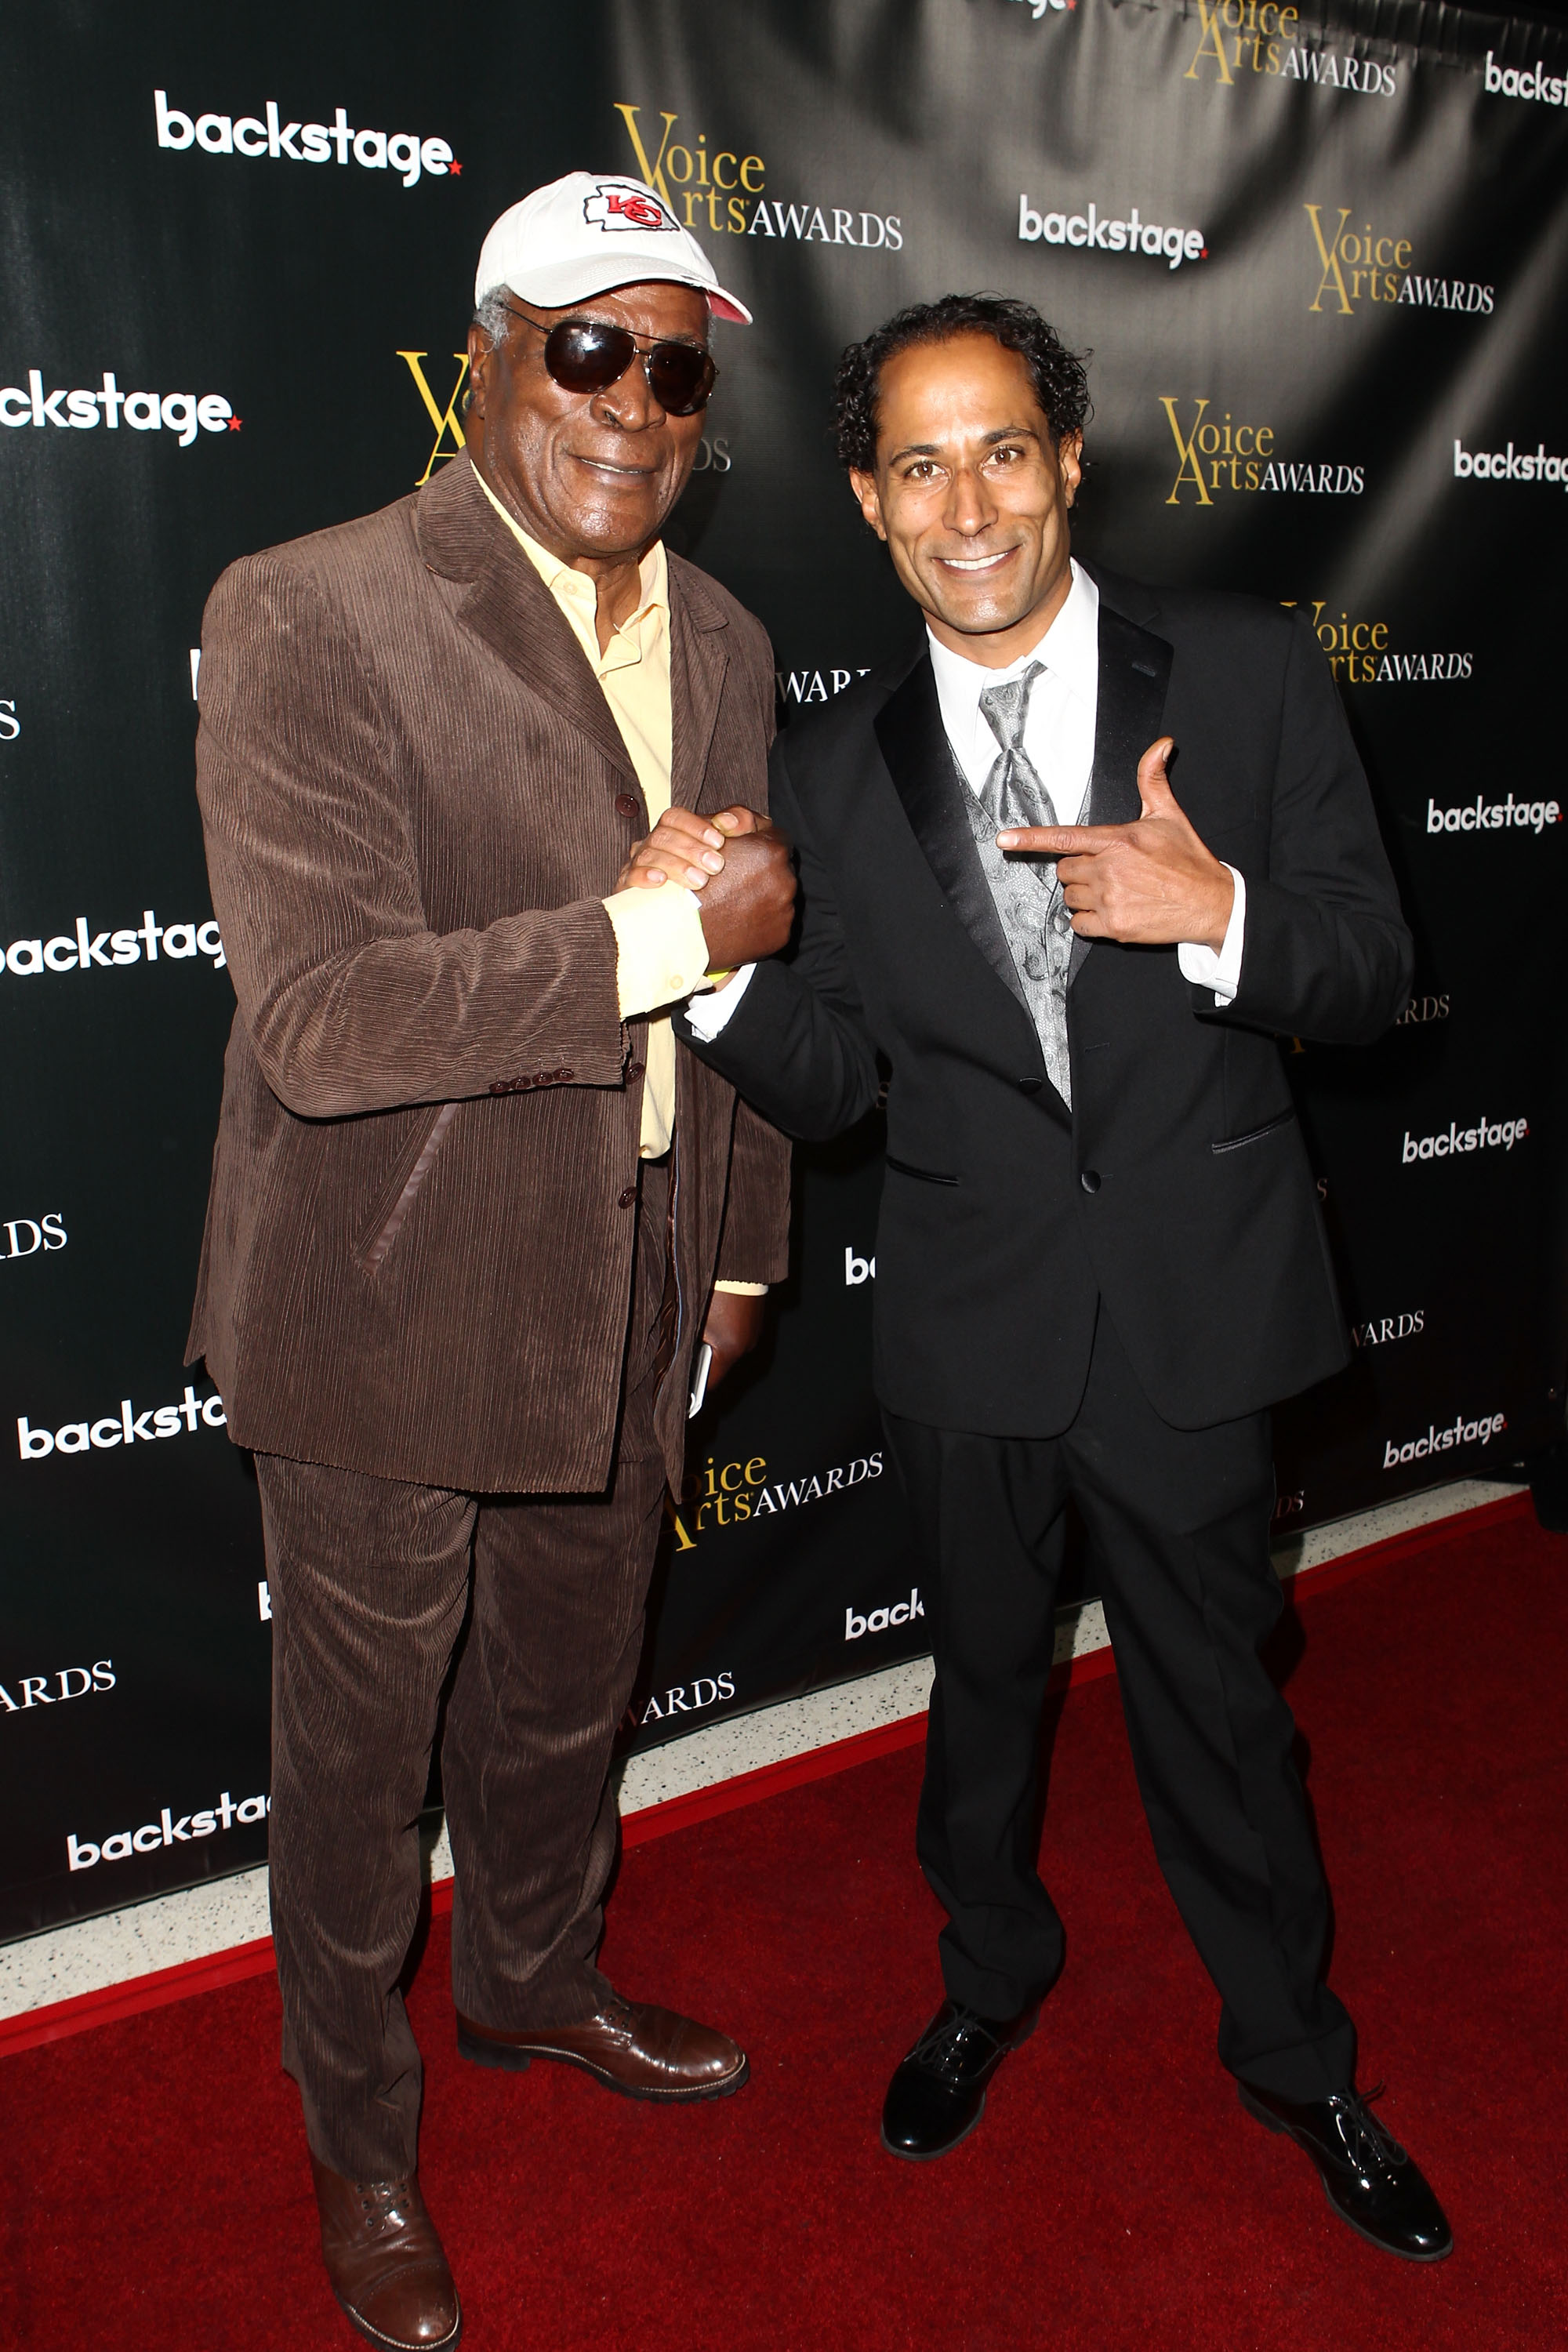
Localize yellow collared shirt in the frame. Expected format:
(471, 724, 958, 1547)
(472, 470, 764, 1292)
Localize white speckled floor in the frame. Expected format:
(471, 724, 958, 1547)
(0, 1476, 1518, 2023)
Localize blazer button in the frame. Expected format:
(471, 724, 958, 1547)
(1080, 1169, 1102, 1194)
(488, 1080, 509, 1095)
(1018, 1077, 1043, 1095)
(626, 1060, 645, 1081)
(618, 1185, 638, 1208)
(615, 792, 641, 817)
(556, 1067, 574, 1081)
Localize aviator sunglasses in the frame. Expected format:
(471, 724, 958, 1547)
(504, 300, 718, 417)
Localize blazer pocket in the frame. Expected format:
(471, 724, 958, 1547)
(1211, 1106, 1296, 1156)
(357, 1102, 460, 1272)
(885, 1153, 960, 1186)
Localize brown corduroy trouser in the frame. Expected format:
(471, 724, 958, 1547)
(257, 1160, 673, 2182)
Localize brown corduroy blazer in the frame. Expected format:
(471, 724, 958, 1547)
(187, 454, 790, 1494)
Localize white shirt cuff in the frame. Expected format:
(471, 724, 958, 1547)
(1176, 867, 1246, 1006)
(602, 882, 711, 1018)
(685, 960, 757, 1039)
(713, 1279, 768, 1296)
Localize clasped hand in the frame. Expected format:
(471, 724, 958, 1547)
(616, 804, 797, 975)
(996, 739, 1233, 953)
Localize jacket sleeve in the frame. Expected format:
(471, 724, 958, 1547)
(713, 1098, 793, 1285)
(677, 731, 881, 1141)
(1209, 608, 1413, 1044)
(195, 550, 628, 1119)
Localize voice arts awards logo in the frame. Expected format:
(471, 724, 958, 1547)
(615, 104, 902, 249)
(0, 371, 235, 443)
(1304, 208, 1493, 317)
(1160, 399, 1363, 505)
(1281, 604, 1472, 685)
(1182, 1, 1396, 93)
(154, 91, 456, 185)
(1351, 1309, 1425, 1348)
(1, 1212, 66, 1264)
(777, 666, 871, 709)
(1, 1661, 114, 1715)
(1018, 196, 1207, 269)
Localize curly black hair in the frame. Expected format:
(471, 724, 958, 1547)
(833, 293, 1091, 473)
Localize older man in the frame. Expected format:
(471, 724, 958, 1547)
(189, 173, 795, 2349)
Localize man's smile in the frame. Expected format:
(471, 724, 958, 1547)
(934, 547, 1017, 575)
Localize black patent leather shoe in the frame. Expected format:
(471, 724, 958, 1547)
(1239, 2080, 1453, 2260)
(880, 1999, 1040, 2161)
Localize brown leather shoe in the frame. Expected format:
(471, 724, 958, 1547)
(310, 2154, 462, 2351)
(456, 1989, 747, 2101)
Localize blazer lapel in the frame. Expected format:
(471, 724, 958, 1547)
(874, 651, 1033, 1025)
(414, 456, 638, 788)
(1066, 597, 1174, 986)
(667, 560, 728, 814)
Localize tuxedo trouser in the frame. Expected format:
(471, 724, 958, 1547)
(258, 1156, 673, 2181)
(884, 1308, 1357, 2103)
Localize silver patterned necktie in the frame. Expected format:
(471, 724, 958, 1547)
(974, 660, 1077, 1105)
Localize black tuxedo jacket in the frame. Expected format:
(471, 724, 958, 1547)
(680, 567, 1412, 1436)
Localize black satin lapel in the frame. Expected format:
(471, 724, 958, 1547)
(1067, 608, 1174, 986)
(456, 546, 637, 787)
(873, 655, 1033, 1022)
(669, 590, 728, 813)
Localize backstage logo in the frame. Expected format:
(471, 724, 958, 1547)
(154, 91, 457, 183)
(17, 1385, 227, 1461)
(1454, 437, 1568, 488)
(0, 371, 236, 442)
(1382, 1410, 1506, 1471)
(1401, 1113, 1529, 1163)
(67, 1787, 268, 1874)
(1182, 1, 1396, 92)
(844, 1247, 877, 1284)
(1426, 791, 1561, 835)
(397, 350, 732, 488)
(628, 1671, 737, 1729)
(1304, 208, 1493, 317)
(777, 666, 871, 709)
(1, 1212, 66, 1264)
(1, 909, 225, 978)
(1351, 1308, 1425, 1349)
(2, 1661, 114, 1715)
(1160, 399, 1363, 505)
(1007, 0, 1076, 16)
(845, 1587, 924, 1642)
(1281, 603, 1472, 685)
(666, 1447, 884, 1548)
(1483, 51, 1568, 107)
(615, 104, 903, 249)
(1019, 195, 1207, 270)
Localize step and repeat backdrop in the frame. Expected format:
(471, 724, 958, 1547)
(3, 0, 1565, 1939)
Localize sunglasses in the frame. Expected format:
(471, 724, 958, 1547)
(504, 302, 717, 417)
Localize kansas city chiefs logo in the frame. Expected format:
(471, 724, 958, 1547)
(584, 181, 676, 232)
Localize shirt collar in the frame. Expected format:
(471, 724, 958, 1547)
(925, 558, 1098, 713)
(472, 463, 667, 634)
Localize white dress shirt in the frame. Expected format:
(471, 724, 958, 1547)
(688, 561, 1243, 1041)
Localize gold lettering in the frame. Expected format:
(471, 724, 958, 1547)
(712, 150, 739, 190)
(739, 154, 764, 191)
(397, 350, 469, 487)
(1185, 0, 1234, 82)
(1160, 396, 1214, 504)
(1305, 205, 1354, 315)
(613, 102, 678, 204)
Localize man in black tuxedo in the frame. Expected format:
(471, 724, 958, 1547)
(626, 296, 1449, 2259)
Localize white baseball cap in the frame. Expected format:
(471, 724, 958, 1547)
(475, 172, 753, 325)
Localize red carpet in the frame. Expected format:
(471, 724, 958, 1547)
(8, 1507, 1567, 2350)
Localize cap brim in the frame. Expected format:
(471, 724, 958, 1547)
(501, 256, 752, 325)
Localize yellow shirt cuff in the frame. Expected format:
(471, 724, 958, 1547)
(713, 1280, 768, 1296)
(603, 883, 712, 1018)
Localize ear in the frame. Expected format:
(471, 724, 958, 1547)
(465, 324, 492, 420)
(1058, 429, 1083, 510)
(848, 465, 887, 542)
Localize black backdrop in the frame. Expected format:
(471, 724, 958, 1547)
(3, 0, 1565, 1941)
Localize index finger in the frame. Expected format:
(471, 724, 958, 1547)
(996, 823, 1134, 855)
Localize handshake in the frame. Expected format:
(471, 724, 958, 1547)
(615, 804, 797, 977)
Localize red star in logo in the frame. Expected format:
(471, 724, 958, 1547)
(227, 416, 243, 430)
(448, 159, 463, 176)
(1200, 247, 1208, 259)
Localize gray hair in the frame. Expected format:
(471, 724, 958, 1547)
(473, 285, 514, 349)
